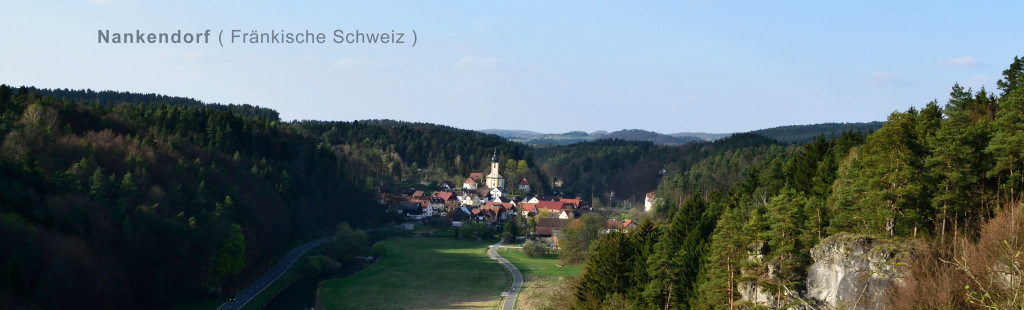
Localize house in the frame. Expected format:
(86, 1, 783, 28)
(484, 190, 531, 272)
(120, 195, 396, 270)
(412, 190, 426, 200)
(438, 181, 456, 192)
(434, 191, 459, 211)
(645, 192, 656, 212)
(559, 198, 582, 209)
(558, 210, 575, 219)
(428, 197, 445, 215)
(535, 218, 572, 246)
(536, 200, 570, 214)
(536, 218, 571, 233)
(606, 220, 623, 233)
(482, 201, 514, 222)
(622, 219, 636, 231)
(397, 201, 426, 220)
(449, 207, 472, 226)
(469, 172, 484, 182)
(519, 203, 537, 217)
(472, 208, 497, 223)
(518, 178, 531, 193)
(463, 177, 478, 190)
(457, 191, 482, 207)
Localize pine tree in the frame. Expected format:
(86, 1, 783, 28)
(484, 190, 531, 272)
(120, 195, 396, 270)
(693, 204, 747, 309)
(927, 84, 984, 238)
(762, 189, 811, 306)
(986, 86, 1024, 200)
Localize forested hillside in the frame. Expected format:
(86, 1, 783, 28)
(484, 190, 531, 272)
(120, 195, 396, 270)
(0, 86, 382, 309)
(294, 119, 545, 192)
(26, 87, 280, 121)
(568, 56, 1024, 309)
(748, 121, 883, 144)
(532, 133, 781, 205)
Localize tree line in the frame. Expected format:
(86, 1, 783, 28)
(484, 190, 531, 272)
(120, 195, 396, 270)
(568, 56, 1024, 309)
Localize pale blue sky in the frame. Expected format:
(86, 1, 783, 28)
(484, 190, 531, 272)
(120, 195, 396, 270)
(1, 1, 1022, 133)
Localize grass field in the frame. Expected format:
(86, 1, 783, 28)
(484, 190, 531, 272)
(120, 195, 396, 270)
(318, 238, 508, 309)
(496, 248, 583, 310)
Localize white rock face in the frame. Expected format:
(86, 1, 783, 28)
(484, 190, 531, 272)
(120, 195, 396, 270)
(736, 234, 907, 310)
(804, 234, 907, 309)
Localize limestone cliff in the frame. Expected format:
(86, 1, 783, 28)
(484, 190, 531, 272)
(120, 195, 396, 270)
(738, 233, 909, 309)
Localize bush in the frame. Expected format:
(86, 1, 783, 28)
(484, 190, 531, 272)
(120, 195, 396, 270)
(303, 254, 341, 277)
(370, 243, 387, 259)
(522, 240, 548, 258)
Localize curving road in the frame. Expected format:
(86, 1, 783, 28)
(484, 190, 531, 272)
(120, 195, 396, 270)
(217, 235, 336, 310)
(489, 240, 523, 310)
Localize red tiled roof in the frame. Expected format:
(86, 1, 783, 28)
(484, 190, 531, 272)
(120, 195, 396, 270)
(436, 191, 455, 201)
(464, 178, 477, 184)
(559, 198, 581, 208)
(646, 192, 655, 199)
(519, 203, 537, 212)
(623, 219, 635, 229)
(537, 200, 568, 211)
(469, 173, 484, 180)
(519, 178, 530, 185)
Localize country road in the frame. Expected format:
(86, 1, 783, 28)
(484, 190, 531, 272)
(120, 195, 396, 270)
(216, 235, 335, 310)
(489, 240, 523, 310)
(216, 226, 391, 310)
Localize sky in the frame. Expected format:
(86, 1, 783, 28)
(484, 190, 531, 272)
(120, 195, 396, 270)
(2, 1, 1023, 134)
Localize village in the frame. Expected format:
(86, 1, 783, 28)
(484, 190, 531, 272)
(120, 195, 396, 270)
(376, 152, 657, 247)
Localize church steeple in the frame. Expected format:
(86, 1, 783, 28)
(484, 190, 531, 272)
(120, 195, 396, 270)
(486, 150, 505, 189)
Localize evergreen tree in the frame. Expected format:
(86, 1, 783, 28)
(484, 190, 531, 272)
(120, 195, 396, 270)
(693, 204, 746, 309)
(986, 87, 1024, 199)
(762, 189, 811, 306)
(643, 194, 707, 309)
(576, 231, 634, 305)
(927, 84, 987, 238)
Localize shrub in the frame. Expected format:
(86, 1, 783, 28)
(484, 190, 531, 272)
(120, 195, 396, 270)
(522, 240, 548, 258)
(370, 243, 387, 259)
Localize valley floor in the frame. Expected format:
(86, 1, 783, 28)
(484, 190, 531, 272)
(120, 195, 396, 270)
(318, 238, 507, 309)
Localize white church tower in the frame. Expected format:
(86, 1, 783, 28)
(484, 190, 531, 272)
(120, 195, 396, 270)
(485, 151, 505, 189)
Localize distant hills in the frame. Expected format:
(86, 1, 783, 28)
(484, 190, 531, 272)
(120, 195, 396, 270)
(481, 122, 884, 146)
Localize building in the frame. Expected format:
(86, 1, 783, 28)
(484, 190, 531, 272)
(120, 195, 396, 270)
(644, 192, 656, 212)
(463, 177, 478, 190)
(518, 178, 531, 193)
(485, 151, 505, 189)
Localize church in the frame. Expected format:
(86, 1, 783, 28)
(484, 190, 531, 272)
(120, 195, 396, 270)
(485, 151, 505, 189)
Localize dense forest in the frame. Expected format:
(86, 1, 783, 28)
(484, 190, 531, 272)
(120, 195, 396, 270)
(293, 119, 546, 193)
(566, 56, 1024, 309)
(0, 85, 389, 308)
(748, 122, 883, 144)
(531, 133, 783, 205)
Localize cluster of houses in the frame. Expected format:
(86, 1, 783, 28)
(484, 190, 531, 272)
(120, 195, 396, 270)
(378, 152, 656, 246)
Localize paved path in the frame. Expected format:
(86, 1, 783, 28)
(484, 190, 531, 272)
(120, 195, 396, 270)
(489, 240, 523, 310)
